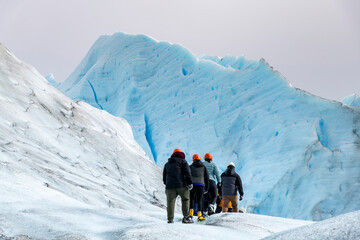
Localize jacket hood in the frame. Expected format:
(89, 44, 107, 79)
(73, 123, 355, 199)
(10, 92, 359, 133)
(225, 165, 235, 175)
(171, 151, 185, 159)
(168, 156, 183, 163)
(191, 160, 204, 168)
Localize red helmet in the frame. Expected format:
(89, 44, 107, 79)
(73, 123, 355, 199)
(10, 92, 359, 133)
(173, 148, 183, 153)
(192, 154, 201, 161)
(204, 153, 213, 160)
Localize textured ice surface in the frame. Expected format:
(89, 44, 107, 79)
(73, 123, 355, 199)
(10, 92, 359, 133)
(57, 33, 360, 220)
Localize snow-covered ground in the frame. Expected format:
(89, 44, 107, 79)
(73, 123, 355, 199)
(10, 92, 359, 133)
(1, 42, 359, 239)
(56, 33, 360, 220)
(263, 210, 360, 240)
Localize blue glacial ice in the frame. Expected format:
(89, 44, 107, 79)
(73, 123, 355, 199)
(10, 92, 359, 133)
(56, 33, 360, 221)
(45, 73, 61, 88)
(342, 93, 360, 107)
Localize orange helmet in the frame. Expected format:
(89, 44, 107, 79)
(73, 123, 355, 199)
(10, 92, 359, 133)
(192, 154, 201, 161)
(173, 148, 183, 153)
(204, 153, 213, 160)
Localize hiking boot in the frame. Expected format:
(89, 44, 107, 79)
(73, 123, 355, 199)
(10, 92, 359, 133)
(197, 212, 205, 222)
(208, 204, 215, 214)
(167, 220, 174, 223)
(189, 209, 194, 218)
(182, 216, 194, 224)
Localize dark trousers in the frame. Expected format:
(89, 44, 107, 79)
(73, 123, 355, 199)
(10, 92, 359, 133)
(204, 180, 217, 211)
(190, 185, 205, 213)
(165, 187, 190, 221)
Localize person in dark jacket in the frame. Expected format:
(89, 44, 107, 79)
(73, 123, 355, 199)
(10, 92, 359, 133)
(189, 154, 209, 221)
(220, 162, 244, 213)
(215, 182, 233, 213)
(163, 149, 194, 223)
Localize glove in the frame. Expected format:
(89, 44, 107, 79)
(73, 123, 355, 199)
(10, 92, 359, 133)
(239, 195, 243, 201)
(187, 184, 193, 191)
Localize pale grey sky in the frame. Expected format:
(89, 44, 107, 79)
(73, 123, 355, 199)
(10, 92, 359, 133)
(1, 0, 359, 101)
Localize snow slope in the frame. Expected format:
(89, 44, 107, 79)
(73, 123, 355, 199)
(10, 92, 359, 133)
(0, 42, 164, 238)
(57, 33, 360, 220)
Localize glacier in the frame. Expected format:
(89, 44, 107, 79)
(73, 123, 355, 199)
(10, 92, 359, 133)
(0, 41, 323, 240)
(1, 40, 360, 239)
(57, 33, 360, 221)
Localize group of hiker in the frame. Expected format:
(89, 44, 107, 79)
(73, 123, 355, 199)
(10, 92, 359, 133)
(163, 148, 244, 224)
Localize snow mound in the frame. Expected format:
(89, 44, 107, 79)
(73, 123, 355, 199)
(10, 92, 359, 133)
(57, 33, 360, 220)
(0, 42, 165, 239)
(262, 210, 360, 240)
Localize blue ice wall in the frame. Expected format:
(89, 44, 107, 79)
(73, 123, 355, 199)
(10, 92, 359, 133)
(57, 33, 360, 221)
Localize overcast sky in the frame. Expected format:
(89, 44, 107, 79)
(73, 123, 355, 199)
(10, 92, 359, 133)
(1, 0, 359, 101)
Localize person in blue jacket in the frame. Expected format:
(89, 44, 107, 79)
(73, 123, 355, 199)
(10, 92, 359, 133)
(203, 153, 221, 215)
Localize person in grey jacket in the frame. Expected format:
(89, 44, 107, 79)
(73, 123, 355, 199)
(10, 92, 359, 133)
(189, 154, 209, 221)
(220, 162, 244, 213)
(203, 153, 221, 215)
